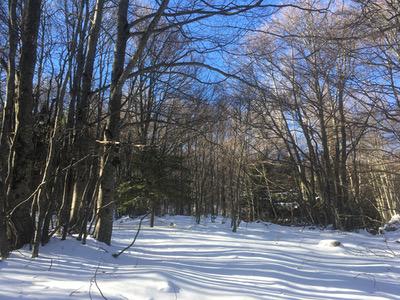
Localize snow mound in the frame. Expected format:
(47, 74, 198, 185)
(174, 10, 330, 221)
(158, 280, 180, 293)
(379, 214, 400, 233)
(318, 239, 342, 247)
(389, 214, 400, 223)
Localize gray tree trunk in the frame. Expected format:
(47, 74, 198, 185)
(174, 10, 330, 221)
(94, 0, 129, 244)
(70, 0, 105, 226)
(6, 0, 42, 249)
(0, 0, 18, 260)
(94, 0, 170, 244)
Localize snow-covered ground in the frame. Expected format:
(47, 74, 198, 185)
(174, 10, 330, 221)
(1, 215, 400, 300)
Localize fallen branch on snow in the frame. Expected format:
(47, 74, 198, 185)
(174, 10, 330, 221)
(112, 212, 150, 258)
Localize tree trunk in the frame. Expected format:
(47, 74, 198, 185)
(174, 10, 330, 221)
(32, 58, 70, 257)
(150, 203, 155, 228)
(94, 0, 170, 244)
(0, 0, 18, 260)
(6, 0, 42, 249)
(94, 0, 129, 244)
(70, 0, 105, 226)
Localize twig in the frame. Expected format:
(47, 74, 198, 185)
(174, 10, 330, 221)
(94, 263, 108, 300)
(353, 272, 376, 289)
(69, 285, 85, 297)
(90, 263, 108, 300)
(112, 213, 150, 258)
(7, 153, 93, 218)
(383, 235, 399, 258)
(173, 283, 178, 300)
(48, 258, 53, 271)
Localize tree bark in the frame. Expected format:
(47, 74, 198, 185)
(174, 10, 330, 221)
(70, 0, 105, 226)
(94, 0, 170, 244)
(32, 56, 71, 257)
(6, 0, 42, 249)
(0, 0, 18, 260)
(94, 0, 129, 244)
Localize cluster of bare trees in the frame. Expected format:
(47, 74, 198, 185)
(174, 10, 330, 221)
(0, 0, 269, 258)
(241, 0, 400, 229)
(0, 0, 399, 259)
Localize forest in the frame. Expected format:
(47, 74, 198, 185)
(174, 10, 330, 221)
(0, 0, 399, 261)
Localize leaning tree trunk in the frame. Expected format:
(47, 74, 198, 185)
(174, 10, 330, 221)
(6, 0, 42, 250)
(31, 56, 71, 257)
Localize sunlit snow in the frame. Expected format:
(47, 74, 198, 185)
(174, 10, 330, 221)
(1, 215, 399, 299)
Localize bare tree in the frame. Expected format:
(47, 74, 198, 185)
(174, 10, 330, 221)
(6, 0, 42, 249)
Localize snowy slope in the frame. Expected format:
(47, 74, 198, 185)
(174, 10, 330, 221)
(1, 215, 400, 300)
